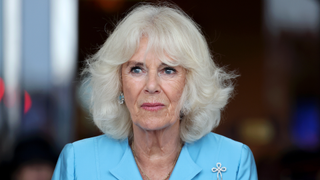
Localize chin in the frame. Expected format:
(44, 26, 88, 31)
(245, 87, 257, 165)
(137, 122, 169, 131)
(134, 117, 178, 131)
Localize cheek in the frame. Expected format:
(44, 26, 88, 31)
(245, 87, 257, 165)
(122, 76, 144, 108)
(162, 77, 186, 103)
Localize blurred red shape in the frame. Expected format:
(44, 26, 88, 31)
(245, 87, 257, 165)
(0, 78, 4, 102)
(94, 0, 124, 13)
(24, 91, 32, 114)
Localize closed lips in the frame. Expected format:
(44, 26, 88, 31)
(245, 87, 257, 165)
(141, 103, 164, 111)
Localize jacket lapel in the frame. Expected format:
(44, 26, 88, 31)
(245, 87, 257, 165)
(169, 145, 202, 180)
(109, 142, 142, 180)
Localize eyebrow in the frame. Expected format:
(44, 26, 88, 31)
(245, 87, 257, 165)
(126, 61, 170, 67)
(126, 61, 144, 67)
(160, 63, 170, 67)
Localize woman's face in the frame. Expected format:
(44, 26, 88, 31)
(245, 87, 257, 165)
(121, 38, 186, 131)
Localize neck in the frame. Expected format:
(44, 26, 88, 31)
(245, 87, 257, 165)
(131, 120, 182, 180)
(132, 119, 181, 157)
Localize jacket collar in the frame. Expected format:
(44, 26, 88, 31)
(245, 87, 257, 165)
(109, 139, 142, 180)
(110, 140, 202, 180)
(170, 145, 202, 179)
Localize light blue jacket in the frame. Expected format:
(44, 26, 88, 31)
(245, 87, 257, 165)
(52, 132, 258, 180)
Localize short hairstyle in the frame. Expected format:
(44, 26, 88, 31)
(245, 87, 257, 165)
(82, 3, 236, 143)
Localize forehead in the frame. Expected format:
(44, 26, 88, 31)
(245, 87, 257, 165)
(130, 37, 160, 63)
(127, 37, 179, 67)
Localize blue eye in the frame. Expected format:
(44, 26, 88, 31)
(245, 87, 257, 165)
(131, 67, 142, 74)
(164, 67, 176, 75)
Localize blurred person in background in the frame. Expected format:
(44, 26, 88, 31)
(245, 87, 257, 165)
(8, 133, 57, 180)
(52, 3, 257, 180)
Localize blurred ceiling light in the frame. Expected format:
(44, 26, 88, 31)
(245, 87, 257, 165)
(264, 0, 320, 35)
(51, 0, 78, 86)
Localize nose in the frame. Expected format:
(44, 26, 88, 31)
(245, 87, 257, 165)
(144, 70, 161, 94)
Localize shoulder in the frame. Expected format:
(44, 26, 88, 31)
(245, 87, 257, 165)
(71, 134, 128, 163)
(187, 132, 244, 156)
(72, 134, 127, 151)
(202, 132, 242, 146)
(52, 135, 128, 180)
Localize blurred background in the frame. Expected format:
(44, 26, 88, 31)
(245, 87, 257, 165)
(0, 0, 319, 179)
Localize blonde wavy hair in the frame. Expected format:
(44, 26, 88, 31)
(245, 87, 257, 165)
(82, 3, 236, 143)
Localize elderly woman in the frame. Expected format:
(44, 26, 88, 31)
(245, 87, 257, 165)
(52, 4, 257, 180)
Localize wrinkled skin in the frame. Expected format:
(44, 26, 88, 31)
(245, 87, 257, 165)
(121, 37, 186, 132)
(121, 37, 186, 180)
